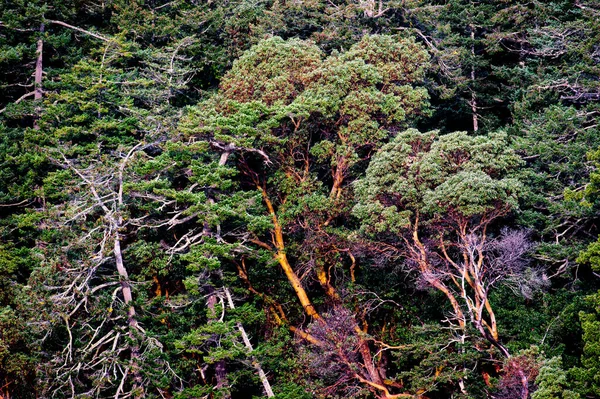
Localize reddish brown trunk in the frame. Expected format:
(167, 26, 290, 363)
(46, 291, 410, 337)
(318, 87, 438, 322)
(358, 339, 385, 387)
(330, 162, 345, 199)
(316, 265, 340, 301)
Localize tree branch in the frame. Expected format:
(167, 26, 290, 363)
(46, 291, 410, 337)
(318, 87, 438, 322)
(47, 20, 110, 42)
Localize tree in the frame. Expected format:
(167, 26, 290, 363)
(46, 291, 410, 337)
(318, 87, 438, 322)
(26, 20, 202, 396)
(182, 33, 432, 398)
(572, 237, 600, 396)
(493, 0, 600, 277)
(0, 3, 119, 396)
(3, 1, 600, 397)
(354, 129, 540, 396)
(399, 0, 509, 132)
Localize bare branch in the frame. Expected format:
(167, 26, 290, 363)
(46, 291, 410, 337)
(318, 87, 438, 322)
(0, 91, 36, 114)
(47, 20, 110, 42)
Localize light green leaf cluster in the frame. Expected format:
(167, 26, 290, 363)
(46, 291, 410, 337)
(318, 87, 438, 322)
(184, 33, 430, 160)
(354, 129, 522, 233)
(219, 36, 323, 106)
(533, 356, 580, 399)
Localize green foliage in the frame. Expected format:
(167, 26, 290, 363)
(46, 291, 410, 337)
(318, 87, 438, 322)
(533, 356, 580, 399)
(570, 288, 600, 396)
(394, 324, 487, 398)
(0, 306, 36, 397)
(1, 0, 600, 397)
(578, 240, 600, 274)
(219, 36, 323, 106)
(354, 129, 522, 234)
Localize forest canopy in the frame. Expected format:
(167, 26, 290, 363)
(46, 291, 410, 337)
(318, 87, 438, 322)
(0, 1, 600, 398)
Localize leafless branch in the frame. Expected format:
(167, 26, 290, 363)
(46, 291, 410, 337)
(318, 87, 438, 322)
(0, 91, 36, 113)
(47, 20, 110, 42)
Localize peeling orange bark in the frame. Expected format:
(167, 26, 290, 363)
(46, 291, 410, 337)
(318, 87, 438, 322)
(316, 264, 340, 301)
(255, 184, 416, 398)
(257, 185, 322, 320)
(153, 275, 162, 297)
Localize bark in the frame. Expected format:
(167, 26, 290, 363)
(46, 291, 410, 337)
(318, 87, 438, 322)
(219, 150, 230, 166)
(113, 145, 145, 398)
(413, 226, 466, 329)
(63, 146, 148, 397)
(113, 230, 144, 398)
(114, 235, 135, 322)
(358, 0, 389, 18)
(47, 19, 110, 42)
(330, 160, 345, 200)
(316, 265, 340, 301)
(358, 339, 386, 388)
(258, 186, 321, 320)
(518, 369, 529, 399)
(484, 298, 498, 340)
(256, 179, 409, 397)
(33, 23, 44, 130)
(34, 24, 44, 101)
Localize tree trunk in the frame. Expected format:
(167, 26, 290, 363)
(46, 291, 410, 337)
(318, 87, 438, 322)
(258, 186, 321, 321)
(470, 27, 479, 132)
(206, 285, 230, 397)
(201, 149, 234, 396)
(518, 369, 529, 399)
(33, 23, 44, 130)
(113, 229, 144, 398)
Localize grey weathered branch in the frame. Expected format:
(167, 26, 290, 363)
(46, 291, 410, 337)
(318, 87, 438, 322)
(224, 288, 274, 397)
(47, 20, 110, 42)
(0, 91, 36, 114)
